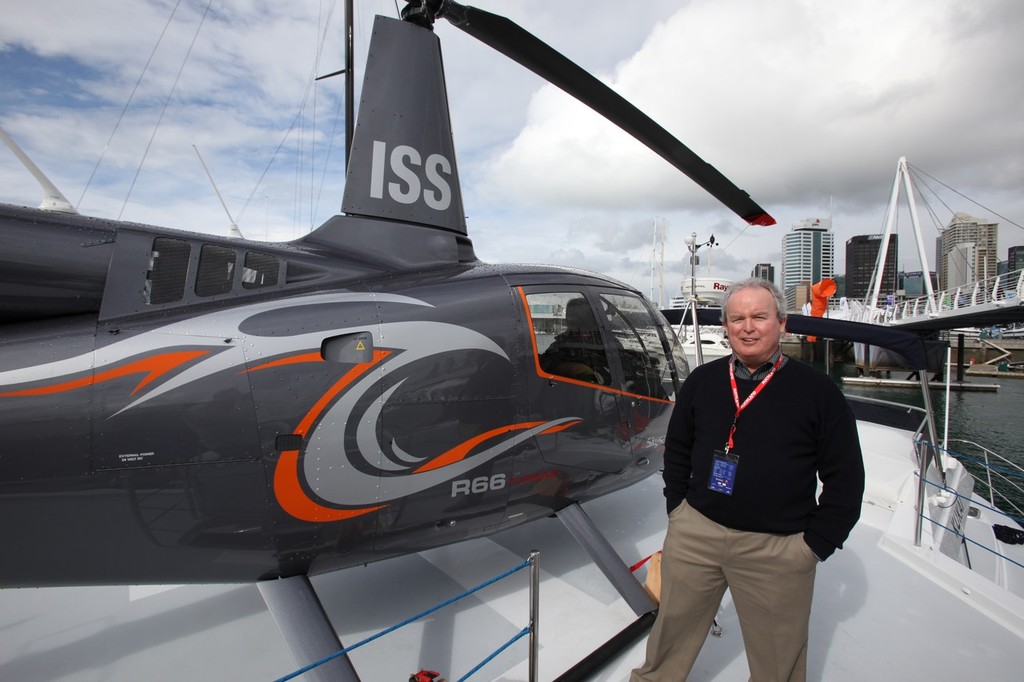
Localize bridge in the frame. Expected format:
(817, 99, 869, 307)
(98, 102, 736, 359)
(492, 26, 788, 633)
(844, 157, 1024, 334)
(849, 268, 1024, 333)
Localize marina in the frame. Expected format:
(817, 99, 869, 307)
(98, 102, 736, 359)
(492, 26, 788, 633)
(841, 365, 1024, 474)
(2, 2, 1023, 680)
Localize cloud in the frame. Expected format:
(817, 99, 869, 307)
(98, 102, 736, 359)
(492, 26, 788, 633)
(2, 0, 1023, 297)
(475, 0, 1024, 212)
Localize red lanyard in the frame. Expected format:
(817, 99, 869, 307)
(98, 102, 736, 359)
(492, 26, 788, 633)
(725, 355, 784, 452)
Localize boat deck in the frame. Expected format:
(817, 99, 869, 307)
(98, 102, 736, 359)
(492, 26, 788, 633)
(2, 471, 1022, 681)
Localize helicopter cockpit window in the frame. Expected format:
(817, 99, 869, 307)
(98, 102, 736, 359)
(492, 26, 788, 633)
(145, 237, 190, 305)
(242, 251, 279, 289)
(195, 244, 236, 297)
(528, 293, 612, 385)
(599, 293, 681, 400)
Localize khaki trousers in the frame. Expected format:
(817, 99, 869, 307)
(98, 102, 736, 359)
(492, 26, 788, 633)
(632, 502, 818, 681)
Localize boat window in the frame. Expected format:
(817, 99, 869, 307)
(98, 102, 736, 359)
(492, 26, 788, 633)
(195, 244, 236, 297)
(242, 251, 279, 289)
(527, 292, 612, 385)
(145, 237, 190, 305)
(599, 293, 683, 399)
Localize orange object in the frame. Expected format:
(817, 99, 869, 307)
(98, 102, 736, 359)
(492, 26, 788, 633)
(807, 279, 837, 341)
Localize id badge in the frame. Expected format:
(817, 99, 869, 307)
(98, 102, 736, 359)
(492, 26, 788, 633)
(708, 449, 739, 496)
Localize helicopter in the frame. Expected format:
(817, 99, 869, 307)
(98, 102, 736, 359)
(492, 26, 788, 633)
(0, 1, 772, 676)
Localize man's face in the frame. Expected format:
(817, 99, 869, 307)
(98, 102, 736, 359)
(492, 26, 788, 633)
(724, 287, 786, 370)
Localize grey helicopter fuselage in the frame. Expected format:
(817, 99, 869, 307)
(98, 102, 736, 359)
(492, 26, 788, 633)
(0, 206, 683, 586)
(0, 3, 773, 589)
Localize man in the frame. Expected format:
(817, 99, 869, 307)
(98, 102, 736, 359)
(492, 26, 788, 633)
(632, 278, 864, 681)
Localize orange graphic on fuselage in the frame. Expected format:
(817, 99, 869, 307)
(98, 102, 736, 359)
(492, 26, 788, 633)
(0, 350, 211, 397)
(413, 419, 579, 473)
(272, 349, 391, 522)
(270, 348, 581, 523)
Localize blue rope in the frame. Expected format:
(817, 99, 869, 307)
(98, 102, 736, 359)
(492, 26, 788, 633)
(921, 514, 1024, 572)
(456, 626, 532, 682)
(919, 474, 1024, 526)
(272, 559, 532, 682)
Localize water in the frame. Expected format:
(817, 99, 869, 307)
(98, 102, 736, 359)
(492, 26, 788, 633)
(833, 365, 1022, 459)
(832, 363, 1024, 514)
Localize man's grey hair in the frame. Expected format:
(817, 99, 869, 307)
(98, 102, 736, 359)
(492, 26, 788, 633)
(721, 278, 787, 323)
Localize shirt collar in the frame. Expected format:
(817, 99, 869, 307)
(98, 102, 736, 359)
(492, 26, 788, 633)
(732, 348, 785, 381)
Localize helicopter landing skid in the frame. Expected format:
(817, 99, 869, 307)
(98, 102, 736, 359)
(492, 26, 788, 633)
(556, 502, 657, 617)
(258, 574, 362, 682)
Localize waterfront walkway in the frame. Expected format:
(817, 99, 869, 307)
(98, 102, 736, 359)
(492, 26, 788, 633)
(850, 268, 1024, 332)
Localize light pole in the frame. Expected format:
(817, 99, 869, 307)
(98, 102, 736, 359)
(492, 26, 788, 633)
(682, 232, 716, 368)
(683, 232, 716, 303)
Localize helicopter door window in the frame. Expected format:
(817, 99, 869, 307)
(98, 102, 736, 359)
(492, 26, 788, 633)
(599, 293, 681, 400)
(242, 251, 279, 289)
(144, 237, 191, 305)
(528, 292, 612, 385)
(195, 244, 236, 297)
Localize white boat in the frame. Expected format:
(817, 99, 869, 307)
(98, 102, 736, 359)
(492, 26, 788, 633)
(677, 320, 732, 367)
(668, 277, 733, 367)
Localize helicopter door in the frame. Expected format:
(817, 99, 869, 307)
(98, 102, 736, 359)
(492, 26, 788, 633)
(522, 289, 633, 473)
(593, 291, 682, 465)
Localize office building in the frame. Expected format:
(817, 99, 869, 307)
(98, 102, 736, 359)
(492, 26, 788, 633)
(938, 213, 998, 290)
(1009, 245, 1024, 273)
(750, 263, 775, 284)
(899, 271, 938, 298)
(845, 234, 898, 301)
(781, 218, 834, 311)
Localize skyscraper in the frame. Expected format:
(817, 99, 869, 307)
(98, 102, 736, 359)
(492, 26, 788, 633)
(845, 234, 898, 301)
(781, 218, 834, 311)
(750, 263, 775, 284)
(938, 213, 998, 290)
(1008, 245, 1024, 273)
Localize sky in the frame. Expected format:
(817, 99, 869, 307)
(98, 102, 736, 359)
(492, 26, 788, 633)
(2, 0, 1023, 306)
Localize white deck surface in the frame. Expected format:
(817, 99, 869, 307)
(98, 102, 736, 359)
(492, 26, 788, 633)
(2, 474, 1022, 681)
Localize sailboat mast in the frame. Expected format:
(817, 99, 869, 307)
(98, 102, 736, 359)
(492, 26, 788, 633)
(344, 0, 354, 169)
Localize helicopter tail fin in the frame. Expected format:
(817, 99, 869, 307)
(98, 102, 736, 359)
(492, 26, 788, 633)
(341, 16, 467, 236)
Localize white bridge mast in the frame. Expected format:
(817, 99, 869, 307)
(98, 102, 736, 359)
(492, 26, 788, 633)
(866, 156, 937, 314)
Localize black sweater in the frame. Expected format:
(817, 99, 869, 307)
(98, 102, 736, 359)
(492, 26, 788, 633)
(663, 355, 864, 561)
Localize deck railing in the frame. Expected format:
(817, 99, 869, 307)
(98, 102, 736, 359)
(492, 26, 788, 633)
(944, 438, 1024, 520)
(851, 268, 1024, 326)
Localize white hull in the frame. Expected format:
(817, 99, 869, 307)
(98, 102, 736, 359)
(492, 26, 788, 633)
(677, 324, 731, 368)
(681, 341, 732, 368)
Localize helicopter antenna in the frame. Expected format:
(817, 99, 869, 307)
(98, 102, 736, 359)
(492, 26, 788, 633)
(0, 125, 78, 214)
(193, 144, 243, 239)
(344, 0, 354, 167)
(314, 0, 355, 170)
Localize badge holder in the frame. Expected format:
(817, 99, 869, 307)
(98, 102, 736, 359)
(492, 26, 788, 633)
(708, 449, 739, 496)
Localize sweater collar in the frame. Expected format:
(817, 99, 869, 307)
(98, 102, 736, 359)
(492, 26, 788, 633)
(732, 348, 786, 380)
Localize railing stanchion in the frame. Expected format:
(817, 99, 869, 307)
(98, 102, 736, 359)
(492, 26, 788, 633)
(529, 550, 540, 682)
(915, 440, 928, 547)
(984, 449, 997, 508)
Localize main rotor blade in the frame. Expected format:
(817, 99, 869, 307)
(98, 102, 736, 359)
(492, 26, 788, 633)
(438, 2, 775, 226)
